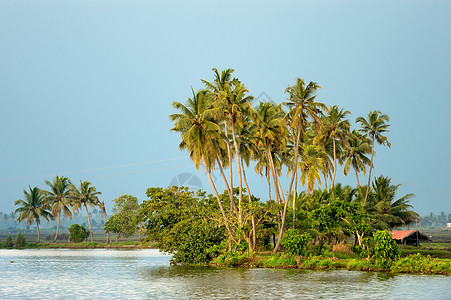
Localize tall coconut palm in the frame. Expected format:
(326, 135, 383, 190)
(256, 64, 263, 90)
(343, 130, 372, 186)
(356, 110, 391, 204)
(216, 80, 254, 226)
(170, 88, 233, 240)
(283, 78, 325, 229)
(43, 176, 72, 242)
(70, 181, 101, 242)
(14, 186, 53, 242)
(252, 101, 291, 252)
(202, 68, 237, 213)
(318, 105, 351, 189)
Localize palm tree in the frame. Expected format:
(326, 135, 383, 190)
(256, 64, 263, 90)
(367, 176, 418, 230)
(252, 101, 291, 252)
(298, 144, 326, 193)
(170, 88, 233, 240)
(203, 68, 237, 213)
(283, 78, 325, 227)
(70, 181, 101, 242)
(43, 176, 72, 242)
(343, 130, 372, 186)
(318, 105, 351, 189)
(356, 110, 391, 204)
(14, 186, 53, 242)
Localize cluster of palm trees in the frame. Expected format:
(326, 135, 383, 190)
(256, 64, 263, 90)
(170, 68, 398, 253)
(14, 176, 107, 243)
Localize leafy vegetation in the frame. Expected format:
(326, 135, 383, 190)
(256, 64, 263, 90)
(68, 224, 90, 242)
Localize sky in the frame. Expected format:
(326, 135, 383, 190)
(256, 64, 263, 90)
(1, 0, 450, 215)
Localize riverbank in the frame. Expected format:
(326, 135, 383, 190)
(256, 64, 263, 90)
(0, 240, 155, 249)
(209, 252, 451, 275)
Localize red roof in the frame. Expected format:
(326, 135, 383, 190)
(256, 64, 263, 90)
(389, 230, 417, 240)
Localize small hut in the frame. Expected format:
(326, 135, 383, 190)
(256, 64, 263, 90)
(389, 230, 430, 247)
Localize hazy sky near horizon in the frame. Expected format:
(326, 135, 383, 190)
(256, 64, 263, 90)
(1, 0, 450, 215)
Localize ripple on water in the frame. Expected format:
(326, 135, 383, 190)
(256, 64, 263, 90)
(0, 249, 449, 299)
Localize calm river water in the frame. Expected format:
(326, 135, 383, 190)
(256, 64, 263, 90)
(0, 249, 449, 299)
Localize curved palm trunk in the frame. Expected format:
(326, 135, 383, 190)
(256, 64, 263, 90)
(273, 128, 301, 253)
(293, 171, 298, 229)
(266, 167, 272, 203)
(364, 135, 375, 205)
(224, 122, 235, 213)
(216, 158, 237, 218)
(100, 202, 110, 244)
(231, 122, 243, 226)
(354, 164, 360, 187)
(36, 220, 40, 242)
(323, 172, 328, 190)
(54, 211, 61, 242)
(330, 138, 337, 189)
(241, 158, 256, 251)
(84, 203, 94, 242)
(203, 158, 233, 240)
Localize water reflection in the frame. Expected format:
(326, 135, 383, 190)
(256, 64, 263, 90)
(0, 249, 449, 299)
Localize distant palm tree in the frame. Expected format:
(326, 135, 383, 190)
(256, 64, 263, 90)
(343, 130, 372, 186)
(356, 111, 391, 204)
(43, 176, 72, 242)
(14, 186, 53, 242)
(70, 181, 101, 242)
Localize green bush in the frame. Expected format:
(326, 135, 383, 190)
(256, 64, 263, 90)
(68, 224, 90, 242)
(370, 230, 400, 269)
(5, 235, 13, 248)
(15, 231, 26, 248)
(281, 229, 311, 256)
(260, 253, 297, 268)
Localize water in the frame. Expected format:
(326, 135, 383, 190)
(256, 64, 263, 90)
(0, 249, 450, 299)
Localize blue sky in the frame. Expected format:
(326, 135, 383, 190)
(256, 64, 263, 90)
(1, 0, 450, 215)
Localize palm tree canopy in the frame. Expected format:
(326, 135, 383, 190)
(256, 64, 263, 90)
(343, 130, 372, 176)
(366, 176, 418, 229)
(356, 110, 391, 147)
(170, 88, 223, 170)
(43, 175, 73, 218)
(14, 186, 52, 226)
(283, 77, 326, 133)
(71, 181, 101, 212)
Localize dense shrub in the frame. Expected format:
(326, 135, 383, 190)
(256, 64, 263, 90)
(15, 231, 26, 248)
(5, 235, 13, 248)
(68, 224, 90, 242)
(369, 230, 400, 268)
(281, 229, 311, 256)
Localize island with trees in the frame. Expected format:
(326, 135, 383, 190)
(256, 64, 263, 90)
(2, 68, 451, 275)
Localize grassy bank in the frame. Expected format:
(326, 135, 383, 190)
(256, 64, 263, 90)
(0, 240, 155, 249)
(210, 252, 451, 275)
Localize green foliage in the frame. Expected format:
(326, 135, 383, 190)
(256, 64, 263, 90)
(281, 229, 311, 256)
(135, 186, 226, 264)
(259, 253, 297, 268)
(68, 224, 90, 242)
(391, 253, 451, 274)
(104, 194, 139, 241)
(214, 251, 256, 267)
(368, 230, 400, 268)
(5, 235, 13, 248)
(15, 231, 26, 248)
